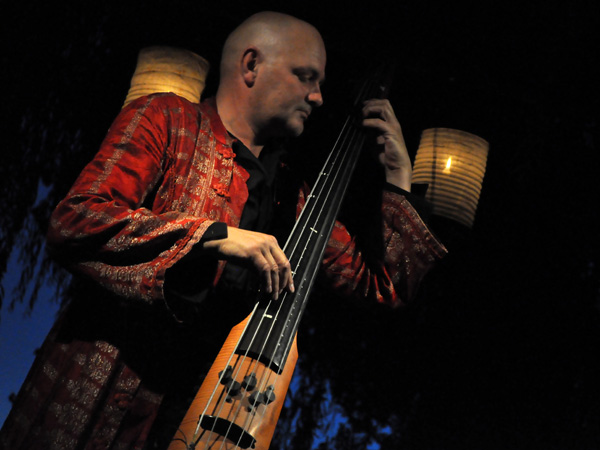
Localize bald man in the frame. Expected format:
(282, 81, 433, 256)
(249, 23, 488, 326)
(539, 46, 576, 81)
(207, 11, 416, 302)
(0, 12, 446, 450)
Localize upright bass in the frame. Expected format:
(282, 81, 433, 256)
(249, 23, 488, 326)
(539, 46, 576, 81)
(168, 68, 394, 450)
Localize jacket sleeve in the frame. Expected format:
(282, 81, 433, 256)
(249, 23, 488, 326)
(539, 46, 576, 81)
(46, 95, 214, 304)
(313, 189, 448, 307)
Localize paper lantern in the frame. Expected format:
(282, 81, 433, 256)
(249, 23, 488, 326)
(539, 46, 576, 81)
(122, 46, 210, 107)
(412, 128, 489, 228)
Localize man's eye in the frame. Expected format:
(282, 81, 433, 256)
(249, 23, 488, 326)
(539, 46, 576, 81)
(294, 70, 312, 82)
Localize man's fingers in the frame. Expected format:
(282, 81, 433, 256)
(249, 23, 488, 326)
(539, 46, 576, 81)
(267, 252, 280, 299)
(265, 245, 294, 300)
(287, 269, 295, 293)
(362, 100, 401, 134)
(203, 227, 295, 300)
(276, 255, 293, 295)
(358, 98, 412, 191)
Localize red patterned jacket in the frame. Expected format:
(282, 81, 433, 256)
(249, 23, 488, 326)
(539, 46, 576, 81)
(0, 93, 446, 450)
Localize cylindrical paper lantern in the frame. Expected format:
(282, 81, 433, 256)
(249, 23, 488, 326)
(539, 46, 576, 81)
(122, 46, 210, 107)
(412, 128, 489, 228)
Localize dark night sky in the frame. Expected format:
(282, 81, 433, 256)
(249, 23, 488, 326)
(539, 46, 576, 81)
(1, 0, 599, 447)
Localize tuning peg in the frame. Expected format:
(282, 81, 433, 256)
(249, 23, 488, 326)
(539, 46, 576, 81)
(263, 385, 276, 405)
(242, 373, 257, 391)
(218, 366, 233, 384)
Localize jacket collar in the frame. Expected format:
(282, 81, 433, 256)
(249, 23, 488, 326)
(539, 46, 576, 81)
(200, 97, 233, 147)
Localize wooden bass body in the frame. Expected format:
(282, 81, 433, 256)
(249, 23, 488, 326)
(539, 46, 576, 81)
(169, 313, 298, 450)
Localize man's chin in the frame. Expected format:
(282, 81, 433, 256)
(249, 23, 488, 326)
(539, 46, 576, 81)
(286, 119, 305, 137)
(267, 118, 305, 138)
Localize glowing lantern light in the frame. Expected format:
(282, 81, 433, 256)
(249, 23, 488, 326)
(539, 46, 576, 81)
(122, 46, 210, 108)
(443, 156, 452, 174)
(412, 128, 489, 228)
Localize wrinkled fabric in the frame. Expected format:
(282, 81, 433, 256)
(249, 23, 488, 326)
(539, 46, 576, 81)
(321, 189, 447, 305)
(0, 93, 446, 450)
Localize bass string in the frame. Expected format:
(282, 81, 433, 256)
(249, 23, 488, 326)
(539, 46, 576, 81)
(191, 121, 358, 448)
(215, 74, 381, 448)
(228, 74, 376, 392)
(279, 73, 381, 288)
(228, 112, 369, 448)
(249, 72, 386, 414)
(253, 94, 369, 380)
(280, 63, 380, 257)
(206, 120, 364, 449)
(276, 124, 366, 367)
(198, 72, 385, 448)
(192, 307, 270, 449)
(192, 302, 261, 445)
(215, 301, 281, 450)
(217, 124, 362, 448)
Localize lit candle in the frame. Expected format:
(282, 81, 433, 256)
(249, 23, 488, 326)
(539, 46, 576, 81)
(443, 156, 452, 174)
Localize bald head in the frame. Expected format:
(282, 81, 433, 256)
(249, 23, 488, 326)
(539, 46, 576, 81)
(220, 12, 324, 83)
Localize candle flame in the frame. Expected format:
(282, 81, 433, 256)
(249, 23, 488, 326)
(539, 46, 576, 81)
(443, 156, 452, 173)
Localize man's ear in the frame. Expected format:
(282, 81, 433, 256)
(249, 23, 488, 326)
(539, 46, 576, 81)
(241, 48, 259, 87)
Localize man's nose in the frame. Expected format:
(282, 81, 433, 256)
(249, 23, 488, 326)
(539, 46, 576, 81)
(307, 85, 323, 107)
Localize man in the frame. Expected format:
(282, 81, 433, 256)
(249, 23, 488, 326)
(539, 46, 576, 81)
(0, 11, 446, 450)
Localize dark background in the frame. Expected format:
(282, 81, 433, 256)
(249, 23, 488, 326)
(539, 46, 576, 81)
(1, 1, 599, 449)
